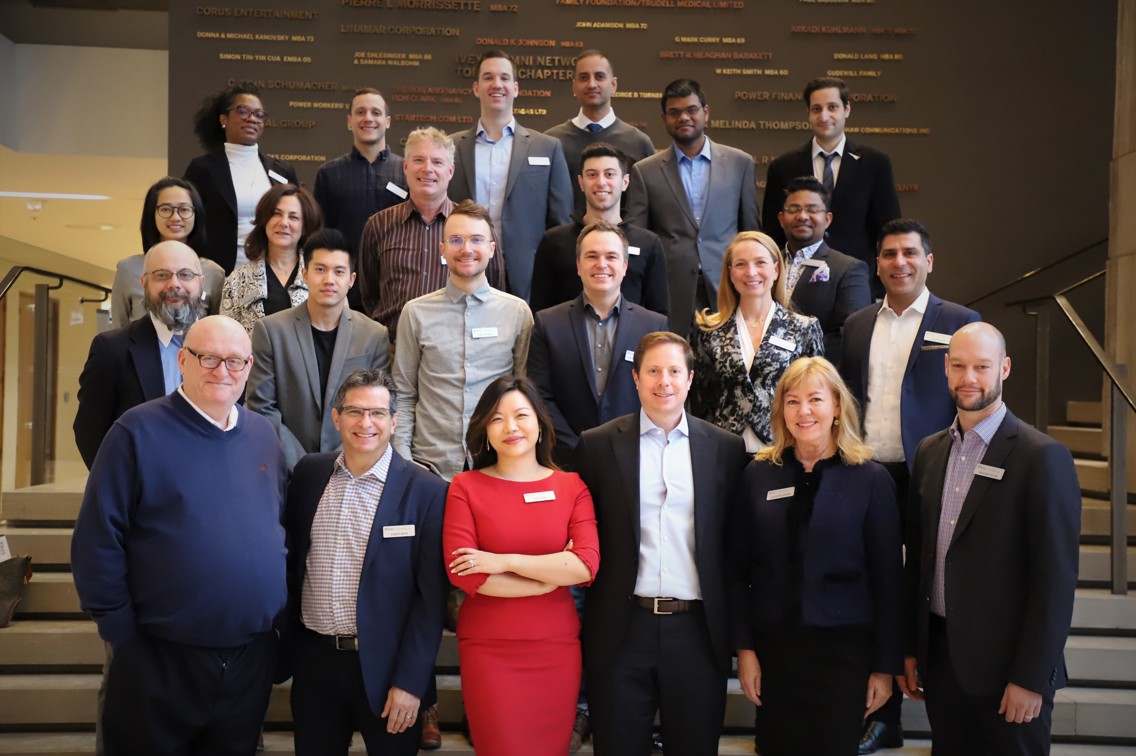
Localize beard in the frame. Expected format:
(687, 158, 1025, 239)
(950, 376, 1002, 413)
(143, 288, 206, 331)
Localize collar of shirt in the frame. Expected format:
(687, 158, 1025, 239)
(673, 136, 713, 165)
(639, 407, 690, 439)
(949, 402, 1007, 446)
(350, 145, 391, 164)
(572, 109, 618, 131)
(475, 118, 516, 143)
(149, 313, 181, 347)
(401, 195, 454, 225)
(444, 278, 493, 304)
(880, 285, 931, 318)
(786, 239, 825, 262)
(333, 443, 393, 484)
(583, 293, 622, 321)
(811, 134, 847, 159)
(176, 386, 239, 431)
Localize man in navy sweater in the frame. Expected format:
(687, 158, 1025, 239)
(72, 315, 288, 756)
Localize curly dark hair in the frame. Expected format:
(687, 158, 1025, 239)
(192, 82, 262, 151)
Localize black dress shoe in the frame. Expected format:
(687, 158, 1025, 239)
(858, 721, 903, 754)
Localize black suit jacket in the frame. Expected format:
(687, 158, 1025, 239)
(575, 413, 749, 675)
(762, 140, 900, 270)
(73, 316, 166, 470)
(527, 296, 669, 466)
(905, 411, 1080, 697)
(282, 451, 448, 709)
(184, 150, 298, 274)
(788, 242, 871, 363)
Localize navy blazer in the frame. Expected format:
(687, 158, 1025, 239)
(788, 242, 871, 364)
(728, 453, 903, 674)
(839, 293, 981, 467)
(282, 451, 448, 710)
(73, 316, 166, 470)
(183, 150, 298, 275)
(527, 296, 669, 466)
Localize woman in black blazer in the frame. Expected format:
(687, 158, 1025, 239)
(183, 83, 298, 275)
(729, 356, 902, 756)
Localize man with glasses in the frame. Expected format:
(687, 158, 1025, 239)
(75, 240, 207, 469)
(72, 314, 288, 756)
(246, 229, 391, 471)
(282, 368, 448, 756)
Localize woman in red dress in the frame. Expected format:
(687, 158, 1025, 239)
(443, 376, 600, 756)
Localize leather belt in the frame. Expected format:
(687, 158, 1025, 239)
(632, 596, 702, 615)
(305, 627, 359, 651)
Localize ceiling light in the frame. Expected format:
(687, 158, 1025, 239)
(0, 192, 110, 201)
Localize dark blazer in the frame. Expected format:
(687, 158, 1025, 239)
(728, 453, 902, 674)
(625, 139, 760, 336)
(529, 216, 670, 317)
(575, 413, 749, 675)
(905, 411, 1080, 697)
(449, 123, 574, 302)
(527, 296, 669, 466)
(183, 150, 298, 275)
(283, 451, 449, 709)
(839, 293, 981, 467)
(788, 242, 871, 363)
(73, 316, 166, 470)
(762, 140, 900, 270)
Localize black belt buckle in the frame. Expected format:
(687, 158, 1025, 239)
(653, 597, 675, 615)
(334, 634, 358, 651)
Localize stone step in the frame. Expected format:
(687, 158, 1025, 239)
(1050, 425, 1106, 456)
(1067, 401, 1104, 426)
(1082, 499, 1136, 538)
(1079, 545, 1136, 585)
(1077, 459, 1111, 494)
(0, 481, 85, 524)
(1071, 588, 1136, 632)
(14, 573, 82, 616)
(1, 527, 73, 566)
(1066, 635, 1136, 684)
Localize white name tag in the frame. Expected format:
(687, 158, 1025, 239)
(769, 335, 796, 351)
(528, 156, 551, 166)
(472, 326, 498, 339)
(628, 245, 641, 256)
(0, 535, 11, 562)
(523, 490, 557, 503)
(386, 181, 408, 199)
(767, 486, 795, 500)
(383, 525, 416, 538)
(974, 463, 1005, 480)
(267, 169, 288, 184)
(924, 330, 952, 345)
(440, 255, 447, 266)
(625, 349, 635, 362)
(800, 258, 825, 267)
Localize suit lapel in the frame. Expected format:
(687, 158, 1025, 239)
(206, 152, 238, 215)
(688, 418, 714, 566)
(361, 453, 409, 578)
(611, 416, 642, 548)
(568, 299, 599, 403)
(292, 307, 323, 409)
(504, 124, 530, 202)
(833, 139, 861, 199)
(130, 318, 166, 400)
(790, 242, 830, 308)
(921, 432, 952, 556)
(659, 149, 697, 228)
(907, 295, 943, 376)
(457, 133, 477, 198)
(950, 413, 1017, 546)
(610, 304, 641, 383)
(322, 308, 353, 410)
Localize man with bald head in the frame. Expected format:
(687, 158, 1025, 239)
(900, 322, 1080, 756)
(75, 240, 208, 468)
(72, 315, 288, 756)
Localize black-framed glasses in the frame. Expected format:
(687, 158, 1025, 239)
(227, 105, 268, 122)
(339, 406, 393, 421)
(183, 345, 251, 372)
(782, 205, 827, 216)
(156, 204, 195, 219)
(146, 269, 202, 283)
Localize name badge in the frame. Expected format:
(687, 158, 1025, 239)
(267, 169, 288, 184)
(767, 487, 795, 500)
(383, 525, 416, 538)
(924, 330, 952, 345)
(472, 326, 498, 339)
(974, 463, 1005, 480)
(800, 258, 824, 268)
(386, 181, 408, 199)
(769, 335, 796, 351)
(440, 255, 447, 266)
(624, 349, 635, 362)
(628, 245, 641, 256)
(523, 491, 557, 503)
(528, 156, 551, 166)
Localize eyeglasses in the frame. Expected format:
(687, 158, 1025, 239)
(665, 104, 704, 119)
(182, 345, 251, 372)
(783, 205, 827, 216)
(146, 269, 202, 283)
(445, 234, 490, 249)
(156, 204, 195, 219)
(227, 105, 268, 122)
(339, 406, 393, 421)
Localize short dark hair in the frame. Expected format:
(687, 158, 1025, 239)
(140, 176, 208, 255)
(302, 228, 354, 272)
(245, 184, 323, 263)
(192, 82, 262, 152)
(351, 87, 386, 110)
(579, 142, 629, 176)
(783, 175, 831, 212)
(803, 76, 849, 107)
(877, 218, 933, 256)
(576, 219, 628, 261)
(633, 331, 693, 373)
(476, 50, 515, 79)
(446, 199, 494, 231)
(333, 368, 397, 412)
(661, 78, 706, 112)
(466, 376, 558, 470)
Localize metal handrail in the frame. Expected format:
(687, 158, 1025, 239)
(0, 265, 111, 303)
(967, 237, 1107, 309)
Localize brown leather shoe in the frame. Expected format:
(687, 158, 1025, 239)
(569, 710, 590, 752)
(420, 704, 442, 750)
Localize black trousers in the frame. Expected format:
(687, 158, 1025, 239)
(291, 629, 422, 756)
(587, 605, 725, 756)
(867, 460, 910, 731)
(924, 615, 1054, 756)
(102, 630, 275, 756)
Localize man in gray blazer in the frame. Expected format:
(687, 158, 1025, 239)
(625, 78, 759, 337)
(247, 229, 391, 470)
(449, 49, 574, 302)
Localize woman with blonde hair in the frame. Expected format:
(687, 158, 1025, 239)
(728, 356, 902, 756)
(691, 231, 823, 451)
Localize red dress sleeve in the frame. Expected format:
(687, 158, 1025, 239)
(442, 473, 490, 596)
(565, 473, 600, 586)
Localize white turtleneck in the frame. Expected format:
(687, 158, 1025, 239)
(224, 142, 272, 269)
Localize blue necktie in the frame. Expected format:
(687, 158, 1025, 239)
(820, 151, 837, 192)
(586, 123, 603, 134)
(171, 333, 184, 348)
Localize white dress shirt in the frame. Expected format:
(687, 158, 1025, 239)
(811, 134, 847, 187)
(571, 109, 618, 131)
(473, 118, 516, 245)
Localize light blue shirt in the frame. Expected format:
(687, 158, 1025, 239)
(473, 118, 515, 243)
(673, 137, 713, 225)
(635, 409, 701, 600)
(150, 314, 184, 395)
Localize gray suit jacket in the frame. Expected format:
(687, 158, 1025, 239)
(247, 305, 391, 469)
(449, 122, 573, 302)
(625, 138, 759, 336)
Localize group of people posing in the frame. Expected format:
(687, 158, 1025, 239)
(70, 46, 1081, 756)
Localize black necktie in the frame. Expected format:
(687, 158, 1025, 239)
(820, 151, 837, 192)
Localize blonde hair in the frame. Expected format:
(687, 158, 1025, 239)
(696, 231, 788, 332)
(404, 126, 455, 164)
(755, 356, 873, 466)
